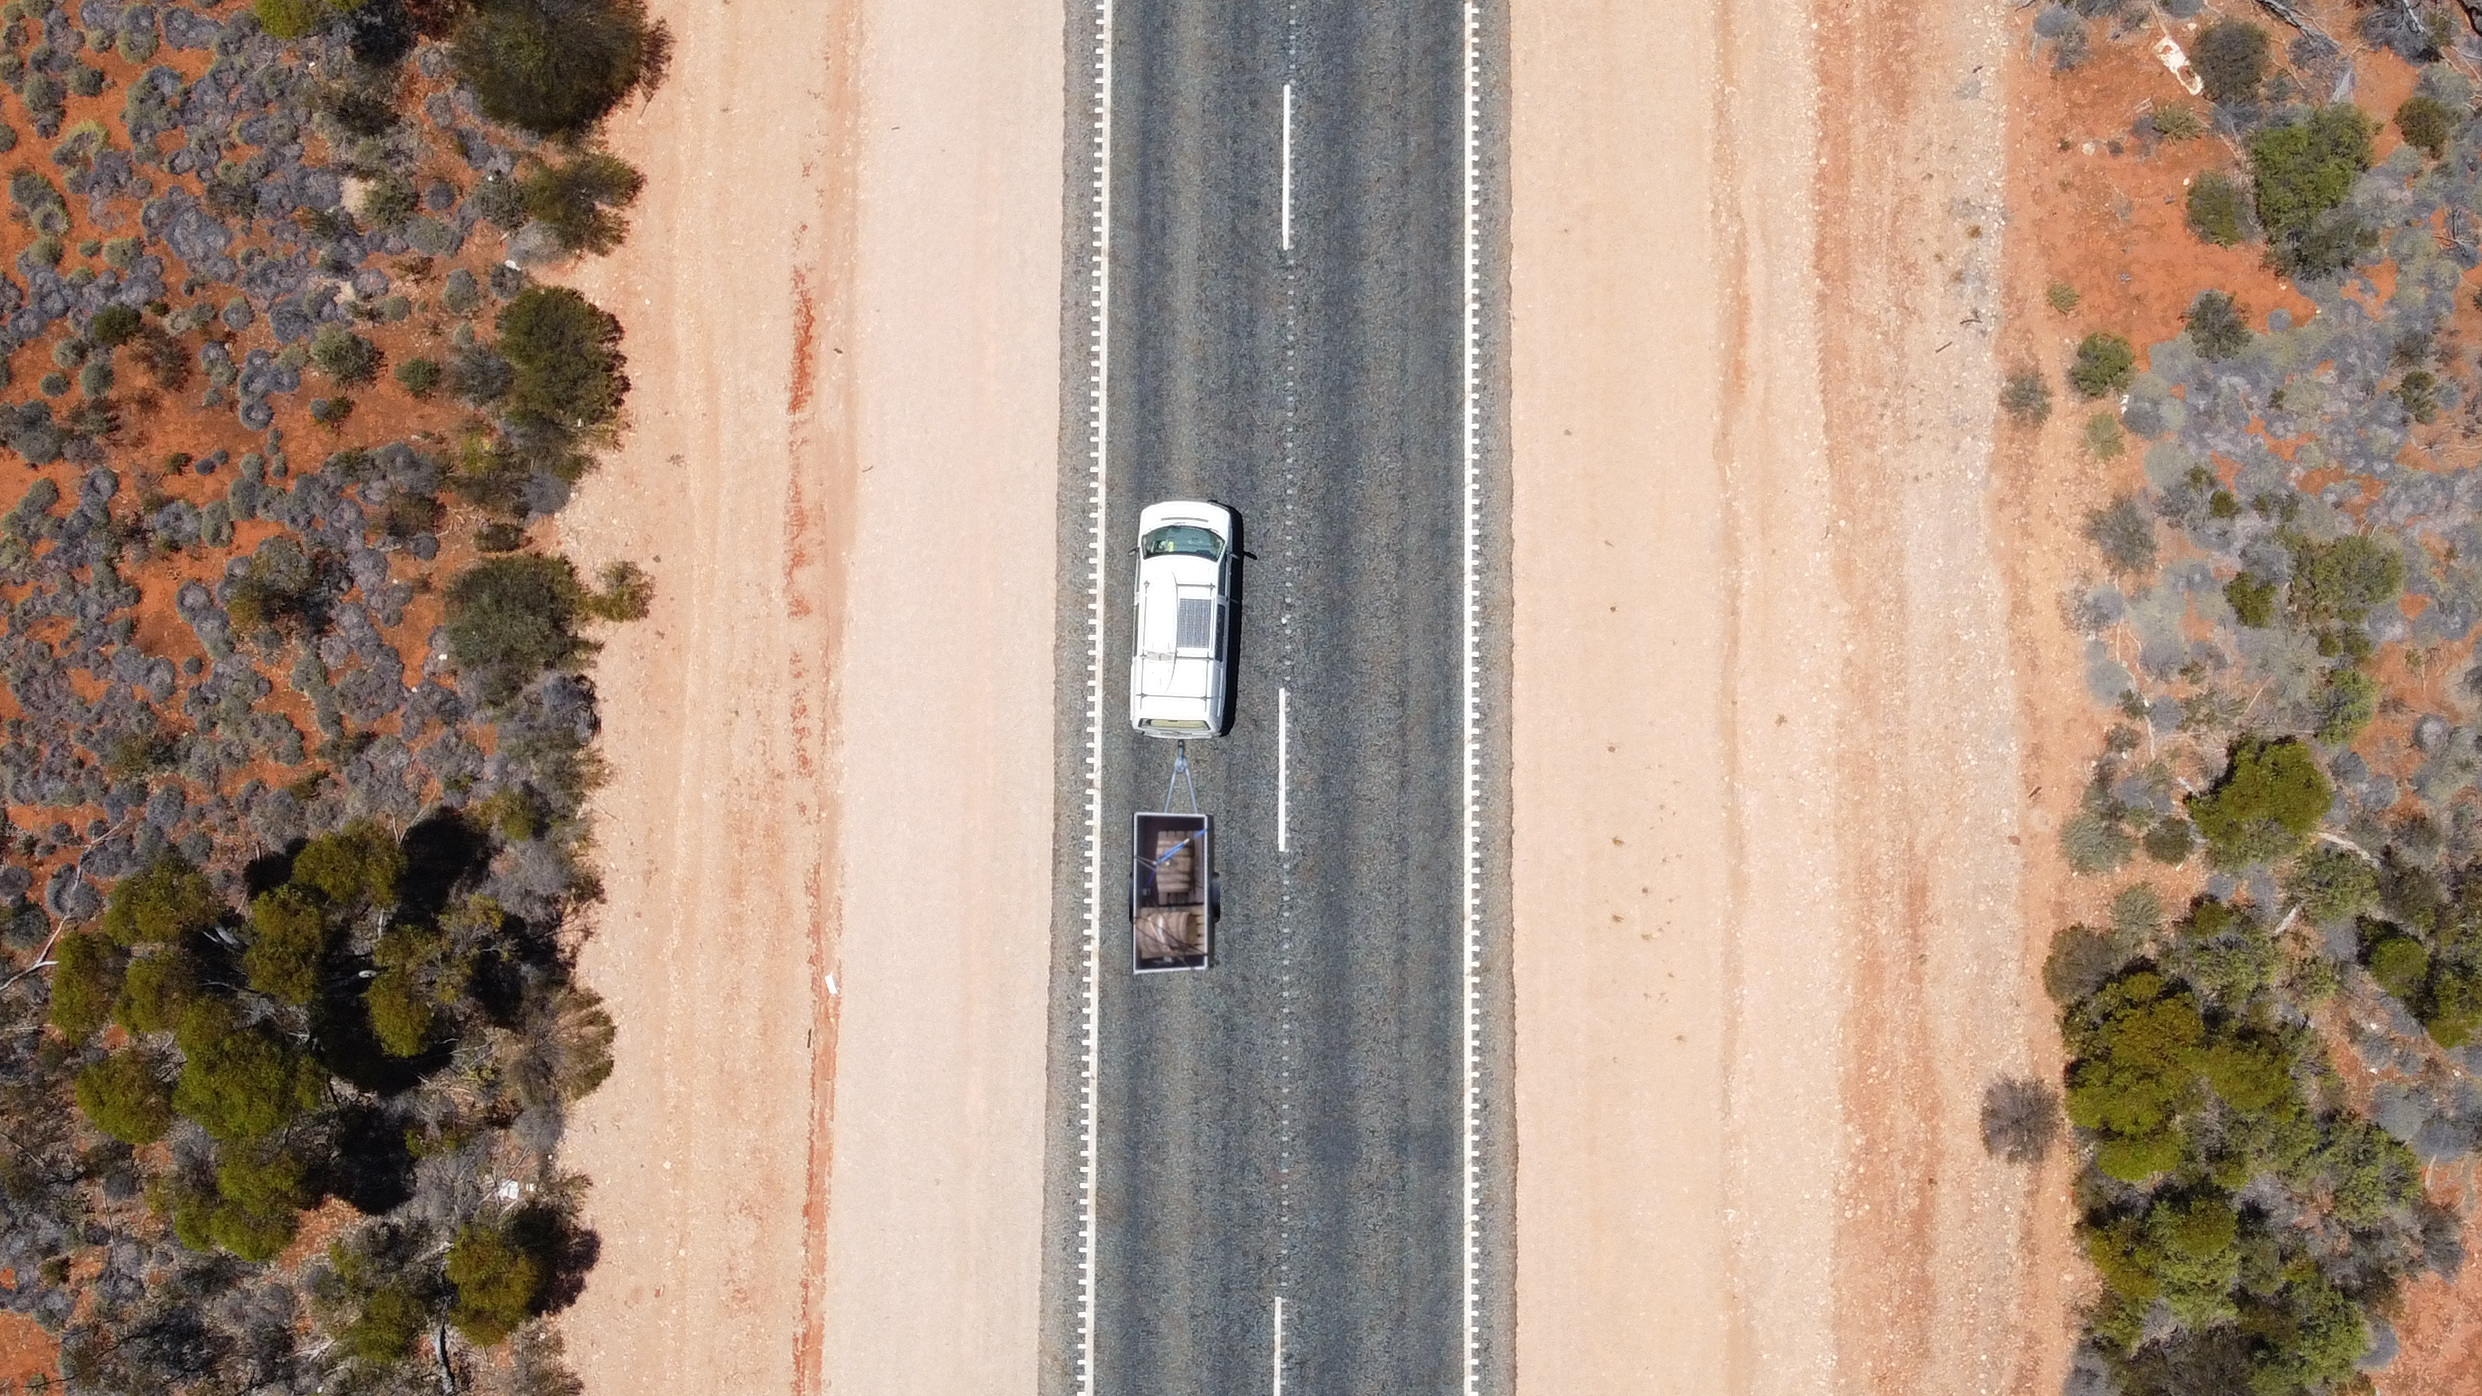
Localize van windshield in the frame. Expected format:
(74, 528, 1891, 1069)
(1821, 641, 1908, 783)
(1142, 525, 1224, 560)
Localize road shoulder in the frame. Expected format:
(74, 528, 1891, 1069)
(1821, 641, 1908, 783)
(555, 0, 1064, 1390)
(1510, 0, 2054, 1391)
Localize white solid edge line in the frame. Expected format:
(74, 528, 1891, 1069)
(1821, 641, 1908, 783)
(1459, 0, 1482, 1393)
(1078, 0, 1114, 1389)
(1277, 686, 1289, 852)
(1272, 1295, 1286, 1396)
(1280, 82, 1293, 252)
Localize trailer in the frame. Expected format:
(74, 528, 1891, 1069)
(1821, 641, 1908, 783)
(1131, 811, 1212, 972)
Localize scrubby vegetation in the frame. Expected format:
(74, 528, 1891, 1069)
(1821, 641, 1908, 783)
(2190, 18, 2268, 106)
(2185, 170, 2253, 248)
(2250, 105, 2377, 279)
(2027, 18, 2482, 1394)
(2003, 367, 2053, 427)
(2071, 332, 2136, 398)
(0, 0, 666, 1390)
(2183, 290, 2250, 362)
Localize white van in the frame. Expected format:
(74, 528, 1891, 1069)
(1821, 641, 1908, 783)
(1128, 500, 1235, 738)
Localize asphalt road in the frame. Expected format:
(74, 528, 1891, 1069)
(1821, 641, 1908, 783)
(1040, 1, 1509, 1392)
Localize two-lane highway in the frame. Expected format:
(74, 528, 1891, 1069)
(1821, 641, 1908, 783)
(1041, 1, 1506, 1392)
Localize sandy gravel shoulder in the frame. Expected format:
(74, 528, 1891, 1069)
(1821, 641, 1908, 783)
(553, 0, 1064, 1391)
(1509, 0, 2065, 1391)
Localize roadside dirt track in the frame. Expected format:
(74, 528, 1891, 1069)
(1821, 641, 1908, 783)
(1510, 0, 2069, 1391)
(555, 0, 1063, 1391)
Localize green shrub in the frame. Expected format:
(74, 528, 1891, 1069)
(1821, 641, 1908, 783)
(2143, 818, 2196, 866)
(2167, 901, 2280, 1012)
(447, 1220, 546, 1346)
(2150, 104, 2205, 141)
(2366, 931, 2431, 1002)
(47, 928, 126, 1042)
(445, 553, 589, 704)
(86, 301, 140, 347)
(253, 0, 329, 39)
(2423, 964, 2482, 1048)
(2185, 171, 2251, 246)
(292, 820, 406, 906)
(2139, 1194, 2243, 1324)
(496, 285, 627, 435)
(105, 731, 179, 779)
(2046, 281, 2081, 312)
(450, 0, 665, 139)
(2250, 106, 2375, 277)
(203, 1189, 298, 1262)
(310, 325, 382, 385)
(113, 947, 194, 1034)
(449, 179, 515, 240)
(2062, 810, 2135, 875)
(444, 266, 487, 316)
(2223, 573, 2275, 627)
(172, 1000, 323, 1141)
(2111, 884, 2164, 942)
(2394, 368, 2441, 423)
(2082, 412, 2124, 460)
(2002, 369, 2052, 427)
(74, 1051, 171, 1144)
(2045, 922, 2129, 1004)
(582, 560, 652, 621)
(2187, 736, 2332, 868)
(243, 887, 327, 1005)
(2064, 970, 2204, 1181)
(519, 151, 645, 257)
(216, 1143, 310, 1221)
(2396, 93, 2453, 160)
(366, 965, 434, 1057)
(394, 357, 442, 398)
(344, 1283, 431, 1365)
(2192, 20, 2269, 104)
(2183, 290, 2250, 360)
(101, 853, 219, 946)
(2285, 845, 2377, 924)
(2287, 534, 2402, 626)
(2069, 333, 2135, 398)
(226, 535, 323, 636)
(2313, 666, 2377, 745)
(358, 172, 418, 230)
(548, 986, 615, 1100)
(2083, 495, 2156, 578)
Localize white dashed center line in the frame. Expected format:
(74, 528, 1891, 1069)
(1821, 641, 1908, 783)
(1280, 82, 1294, 252)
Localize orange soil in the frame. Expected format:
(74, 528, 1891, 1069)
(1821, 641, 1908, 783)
(0, 1310, 55, 1390)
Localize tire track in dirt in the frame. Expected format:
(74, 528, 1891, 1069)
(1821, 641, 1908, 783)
(1812, 1, 2041, 1392)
